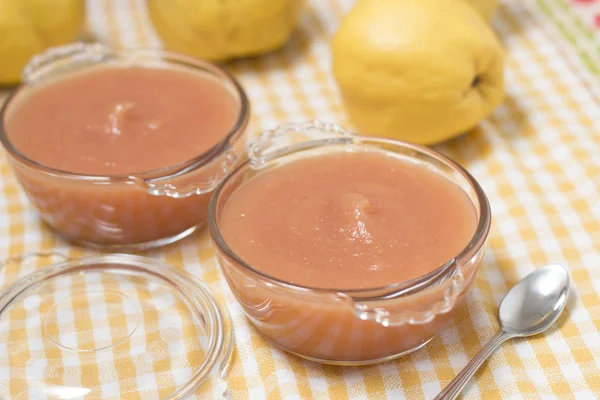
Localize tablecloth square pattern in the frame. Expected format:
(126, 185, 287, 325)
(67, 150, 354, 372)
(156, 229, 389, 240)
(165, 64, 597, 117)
(0, 0, 599, 399)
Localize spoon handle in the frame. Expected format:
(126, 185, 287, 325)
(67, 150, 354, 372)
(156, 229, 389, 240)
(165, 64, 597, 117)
(433, 330, 515, 400)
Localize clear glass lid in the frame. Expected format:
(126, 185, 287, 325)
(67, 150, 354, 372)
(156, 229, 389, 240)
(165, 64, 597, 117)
(0, 253, 233, 399)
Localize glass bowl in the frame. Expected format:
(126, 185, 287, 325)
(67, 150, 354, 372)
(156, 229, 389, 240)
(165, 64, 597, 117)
(208, 121, 491, 365)
(0, 43, 250, 249)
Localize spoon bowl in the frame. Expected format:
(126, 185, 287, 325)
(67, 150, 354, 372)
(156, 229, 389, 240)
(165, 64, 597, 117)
(500, 264, 570, 337)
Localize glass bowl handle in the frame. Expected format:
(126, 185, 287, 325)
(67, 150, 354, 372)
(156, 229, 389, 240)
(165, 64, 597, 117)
(0, 251, 72, 292)
(249, 121, 354, 168)
(21, 42, 111, 84)
(340, 267, 467, 327)
(134, 146, 240, 198)
(0, 251, 69, 269)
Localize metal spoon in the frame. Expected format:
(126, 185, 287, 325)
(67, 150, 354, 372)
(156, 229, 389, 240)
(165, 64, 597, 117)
(434, 264, 570, 400)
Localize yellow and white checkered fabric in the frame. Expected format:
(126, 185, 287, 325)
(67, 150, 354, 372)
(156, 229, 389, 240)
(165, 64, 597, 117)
(0, 0, 599, 398)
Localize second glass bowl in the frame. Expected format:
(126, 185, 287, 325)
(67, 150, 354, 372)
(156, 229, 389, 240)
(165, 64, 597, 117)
(209, 122, 491, 365)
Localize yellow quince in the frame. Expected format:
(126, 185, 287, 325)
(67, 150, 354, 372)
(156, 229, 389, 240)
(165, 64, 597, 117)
(332, 0, 505, 145)
(147, 0, 304, 61)
(0, 0, 85, 86)
(463, 0, 499, 22)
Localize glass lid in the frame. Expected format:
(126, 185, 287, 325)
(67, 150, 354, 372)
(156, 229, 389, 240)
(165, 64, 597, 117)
(0, 253, 233, 400)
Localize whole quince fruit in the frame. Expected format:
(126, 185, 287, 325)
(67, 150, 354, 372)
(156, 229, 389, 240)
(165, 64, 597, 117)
(0, 0, 85, 86)
(463, 0, 499, 22)
(147, 0, 303, 62)
(332, 0, 505, 145)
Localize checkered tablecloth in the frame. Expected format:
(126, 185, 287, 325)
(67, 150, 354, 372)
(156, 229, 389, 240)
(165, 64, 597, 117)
(1, 0, 599, 399)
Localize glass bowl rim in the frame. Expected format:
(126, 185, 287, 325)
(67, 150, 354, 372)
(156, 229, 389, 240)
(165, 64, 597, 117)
(208, 134, 492, 297)
(0, 45, 250, 183)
